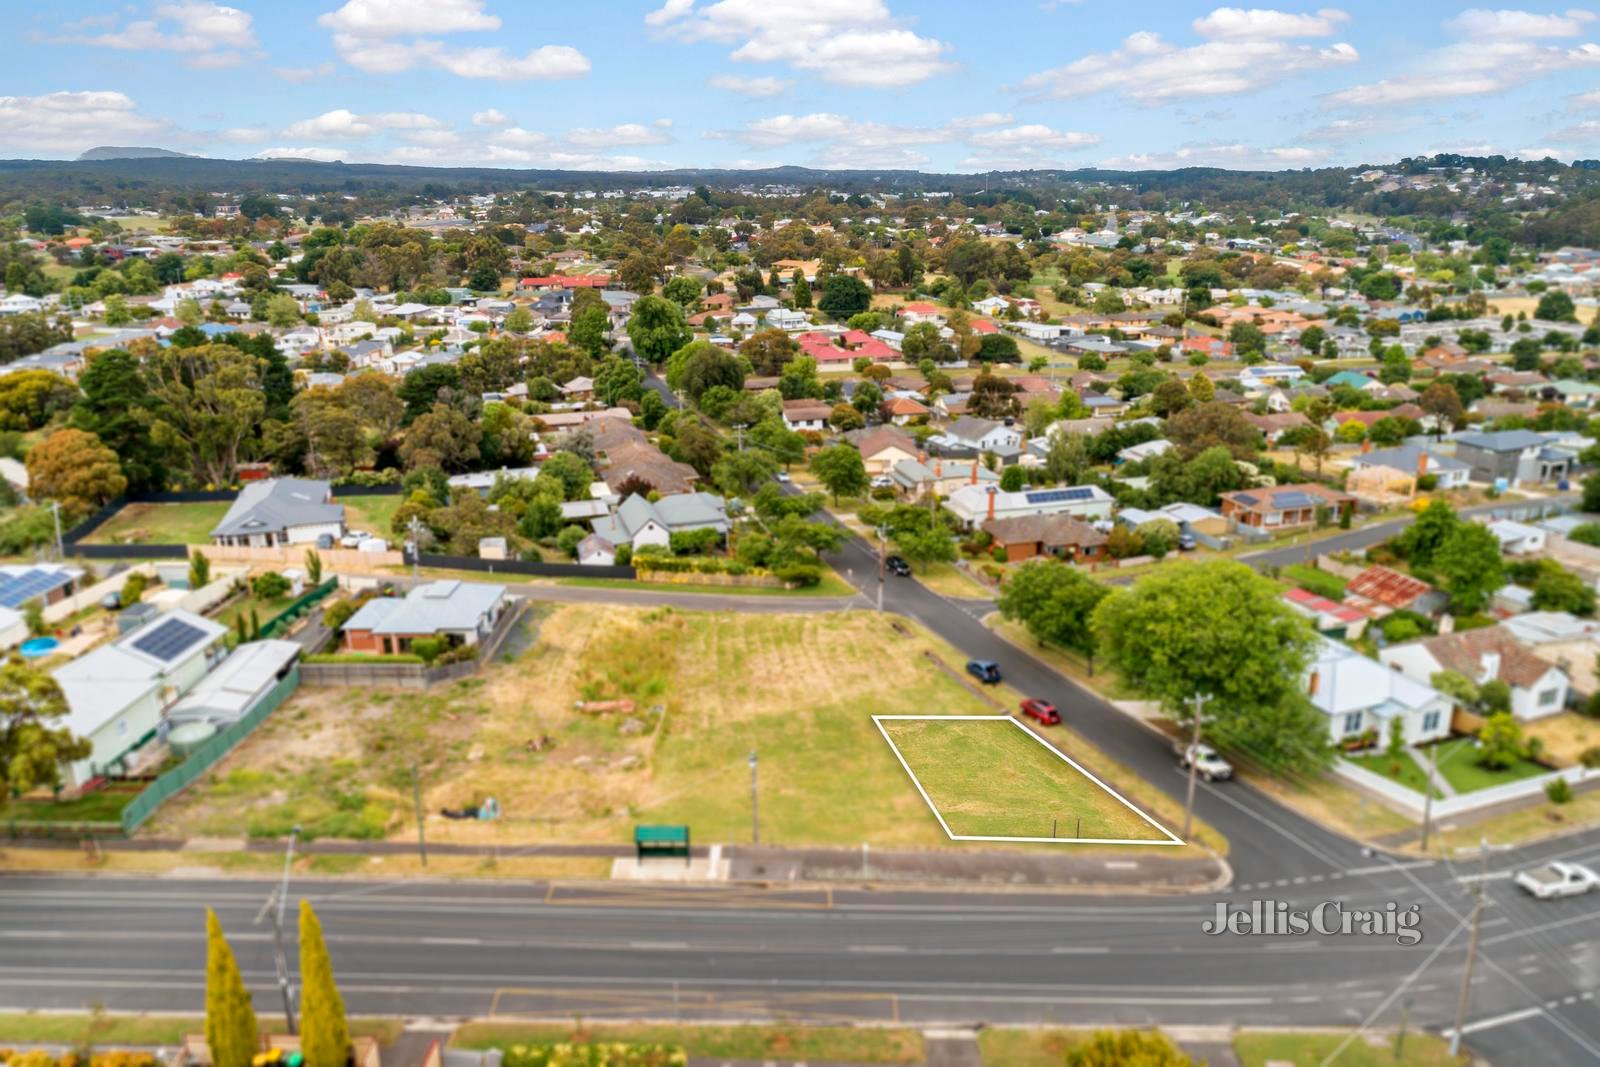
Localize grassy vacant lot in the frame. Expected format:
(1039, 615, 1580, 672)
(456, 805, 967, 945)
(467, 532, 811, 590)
(152, 604, 1213, 853)
(878, 717, 1176, 843)
(1523, 711, 1599, 768)
(454, 1023, 922, 1063)
(560, 569, 859, 598)
(216, 591, 294, 632)
(86, 501, 231, 545)
(0, 782, 143, 825)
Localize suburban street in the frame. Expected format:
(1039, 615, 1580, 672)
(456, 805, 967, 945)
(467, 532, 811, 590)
(6, 495, 1600, 1063)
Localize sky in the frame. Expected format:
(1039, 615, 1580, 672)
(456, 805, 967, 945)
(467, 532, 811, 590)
(4, 1, 1600, 173)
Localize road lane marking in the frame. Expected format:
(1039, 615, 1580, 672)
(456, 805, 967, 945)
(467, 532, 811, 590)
(1442, 1006, 1545, 1037)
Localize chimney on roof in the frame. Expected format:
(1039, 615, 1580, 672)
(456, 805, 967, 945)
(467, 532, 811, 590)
(987, 486, 997, 522)
(1478, 650, 1501, 684)
(970, 463, 978, 485)
(1308, 669, 1319, 696)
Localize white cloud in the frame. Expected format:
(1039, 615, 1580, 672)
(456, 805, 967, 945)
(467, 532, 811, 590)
(318, 0, 499, 36)
(1099, 141, 1328, 170)
(57, 1, 258, 69)
(1446, 8, 1593, 39)
(0, 90, 173, 155)
(282, 108, 446, 141)
(1191, 7, 1349, 41)
(1550, 118, 1600, 142)
(472, 108, 511, 126)
(967, 124, 1100, 150)
(709, 74, 791, 97)
(319, 0, 590, 81)
(1569, 88, 1600, 110)
(1327, 11, 1600, 108)
(1019, 8, 1357, 105)
(565, 123, 674, 148)
(219, 125, 270, 142)
(492, 127, 550, 148)
(330, 35, 590, 80)
(646, 0, 956, 88)
(254, 146, 348, 162)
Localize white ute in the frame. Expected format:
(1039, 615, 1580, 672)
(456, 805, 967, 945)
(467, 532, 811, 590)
(1176, 742, 1233, 781)
(1514, 862, 1600, 900)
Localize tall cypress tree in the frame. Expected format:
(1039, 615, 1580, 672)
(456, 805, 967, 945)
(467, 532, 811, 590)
(298, 901, 349, 1067)
(204, 908, 258, 1067)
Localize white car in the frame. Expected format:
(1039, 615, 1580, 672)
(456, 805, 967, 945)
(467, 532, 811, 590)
(1514, 862, 1600, 900)
(340, 530, 372, 548)
(774, 471, 791, 483)
(1176, 742, 1234, 781)
(869, 475, 895, 489)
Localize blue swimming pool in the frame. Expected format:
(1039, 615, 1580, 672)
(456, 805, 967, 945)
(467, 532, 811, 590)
(18, 636, 59, 658)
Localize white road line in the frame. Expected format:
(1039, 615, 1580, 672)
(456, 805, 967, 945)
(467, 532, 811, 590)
(1443, 1006, 1545, 1037)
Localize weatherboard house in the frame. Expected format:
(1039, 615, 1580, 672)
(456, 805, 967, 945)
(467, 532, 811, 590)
(52, 609, 229, 790)
(946, 484, 1114, 529)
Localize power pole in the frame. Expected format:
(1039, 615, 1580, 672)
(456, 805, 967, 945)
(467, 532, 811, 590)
(49, 501, 63, 560)
(256, 824, 301, 1035)
(1181, 692, 1212, 840)
(1419, 741, 1440, 853)
(748, 751, 760, 845)
(1451, 879, 1486, 1056)
(876, 525, 887, 613)
(411, 762, 428, 868)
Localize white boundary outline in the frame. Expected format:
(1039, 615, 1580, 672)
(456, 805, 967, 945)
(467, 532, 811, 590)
(873, 714, 1184, 846)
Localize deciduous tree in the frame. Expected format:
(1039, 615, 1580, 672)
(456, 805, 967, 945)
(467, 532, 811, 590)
(0, 654, 89, 794)
(25, 428, 126, 518)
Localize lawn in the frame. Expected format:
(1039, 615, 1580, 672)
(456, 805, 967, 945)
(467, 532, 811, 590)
(1234, 1030, 1465, 1067)
(0, 783, 143, 825)
(0, 1014, 402, 1047)
(454, 1023, 923, 1064)
(342, 493, 403, 538)
(1347, 749, 1444, 799)
(1425, 737, 1550, 794)
(910, 560, 991, 599)
(1282, 562, 1347, 599)
(150, 604, 1213, 852)
(562, 569, 858, 598)
(876, 716, 1179, 843)
(85, 501, 232, 545)
(215, 591, 295, 632)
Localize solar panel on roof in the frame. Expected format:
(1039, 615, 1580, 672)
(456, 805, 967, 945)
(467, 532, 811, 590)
(130, 617, 208, 662)
(0, 569, 69, 609)
(1274, 492, 1317, 508)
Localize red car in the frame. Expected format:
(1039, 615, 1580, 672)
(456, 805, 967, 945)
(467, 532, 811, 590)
(1020, 699, 1060, 725)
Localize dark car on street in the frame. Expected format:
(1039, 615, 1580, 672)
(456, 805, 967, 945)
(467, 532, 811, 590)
(966, 659, 1002, 684)
(886, 555, 912, 577)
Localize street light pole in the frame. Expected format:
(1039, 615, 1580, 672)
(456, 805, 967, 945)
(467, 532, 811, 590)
(748, 751, 759, 845)
(268, 825, 301, 1035)
(1181, 692, 1212, 841)
(1451, 880, 1486, 1056)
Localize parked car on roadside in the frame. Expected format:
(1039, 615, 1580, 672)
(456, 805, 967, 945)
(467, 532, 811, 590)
(1020, 698, 1060, 725)
(966, 659, 1002, 684)
(886, 555, 912, 577)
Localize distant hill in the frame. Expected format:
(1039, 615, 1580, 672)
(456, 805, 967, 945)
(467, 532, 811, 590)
(76, 146, 195, 161)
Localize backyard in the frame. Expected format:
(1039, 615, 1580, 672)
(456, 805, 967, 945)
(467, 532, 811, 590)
(342, 493, 404, 538)
(84, 501, 231, 545)
(150, 604, 1217, 853)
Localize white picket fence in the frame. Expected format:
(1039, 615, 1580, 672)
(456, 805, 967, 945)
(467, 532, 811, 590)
(1333, 756, 1594, 819)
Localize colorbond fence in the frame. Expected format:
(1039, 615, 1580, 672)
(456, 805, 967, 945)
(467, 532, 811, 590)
(119, 666, 302, 834)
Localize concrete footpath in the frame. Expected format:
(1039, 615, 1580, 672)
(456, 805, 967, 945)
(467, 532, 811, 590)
(4, 834, 1229, 892)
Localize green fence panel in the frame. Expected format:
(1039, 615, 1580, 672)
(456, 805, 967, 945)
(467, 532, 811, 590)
(259, 578, 338, 640)
(120, 665, 302, 834)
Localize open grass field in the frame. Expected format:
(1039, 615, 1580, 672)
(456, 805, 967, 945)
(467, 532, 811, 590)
(85, 501, 231, 545)
(877, 716, 1179, 843)
(150, 604, 1214, 854)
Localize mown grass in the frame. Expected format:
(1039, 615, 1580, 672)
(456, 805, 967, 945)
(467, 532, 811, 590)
(1426, 737, 1550, 794)
(879, 717, 1174, 842)
(453, 1023, 923, 1063)
(1347, 749, 1444, 799)
(0, 1014, 402, 1047)
(1234, 1030, 1465, 1067)
(85, 502, 232, 545)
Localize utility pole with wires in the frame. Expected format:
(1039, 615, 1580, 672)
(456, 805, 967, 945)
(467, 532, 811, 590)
(408, 514, 424, 579)
(1420, 741, 1441, 853)
(1451, 856, 1488, 1057)
(49, 501, 63, 560)
(876, 525, 887, 612)
(1181, 692, 1212, 840)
